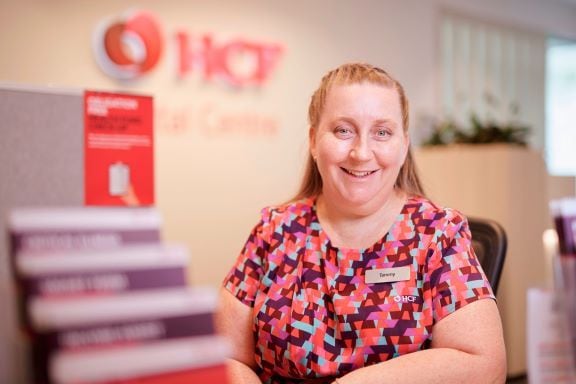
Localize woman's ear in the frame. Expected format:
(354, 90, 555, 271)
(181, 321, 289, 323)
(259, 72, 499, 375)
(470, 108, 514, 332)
(309, 127, 317, 159)
(402, 133, 410, 161)
(402, 132, 410, 163)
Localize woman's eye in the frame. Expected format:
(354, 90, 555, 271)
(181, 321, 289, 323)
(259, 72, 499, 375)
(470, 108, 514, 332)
(375, 129, 391, 138)
(334, 127, 352, 136)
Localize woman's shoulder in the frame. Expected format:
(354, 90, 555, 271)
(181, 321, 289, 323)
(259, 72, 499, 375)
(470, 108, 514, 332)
(405, 195, 468, 231)
(259, 197, 316, 225)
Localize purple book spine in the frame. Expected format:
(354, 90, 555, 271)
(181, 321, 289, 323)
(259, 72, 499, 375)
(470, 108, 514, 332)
(554, 215, 576, 255)
(22, 267, 187, 297)
(37, 311, 214, 350)
(32, 312, 214, 384)
(10, 229, 161, 254)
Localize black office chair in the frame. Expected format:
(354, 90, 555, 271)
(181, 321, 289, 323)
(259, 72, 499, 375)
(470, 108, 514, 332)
(468, 217, 507, 295)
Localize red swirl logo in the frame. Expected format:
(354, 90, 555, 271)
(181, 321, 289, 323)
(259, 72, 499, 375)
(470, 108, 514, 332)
(93, 10, 163, 80)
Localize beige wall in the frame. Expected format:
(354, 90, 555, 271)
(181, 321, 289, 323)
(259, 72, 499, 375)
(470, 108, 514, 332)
(2, 0, 575, 287)
(1, 0, 576, 382)
(0, 0, 438, 288)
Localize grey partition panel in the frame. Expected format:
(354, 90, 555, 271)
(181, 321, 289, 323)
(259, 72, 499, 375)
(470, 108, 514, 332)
(0, 86, 84, 383)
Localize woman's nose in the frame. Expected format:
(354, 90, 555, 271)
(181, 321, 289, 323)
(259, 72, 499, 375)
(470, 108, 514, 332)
(349, 137, 372, 161)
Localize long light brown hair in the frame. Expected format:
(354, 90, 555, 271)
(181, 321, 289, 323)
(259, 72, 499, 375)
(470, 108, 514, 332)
(292, 62, 425, 201)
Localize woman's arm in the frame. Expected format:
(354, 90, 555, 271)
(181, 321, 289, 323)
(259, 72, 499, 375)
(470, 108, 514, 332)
(336, 299, 506, 384)
(215, 288, 263, 384)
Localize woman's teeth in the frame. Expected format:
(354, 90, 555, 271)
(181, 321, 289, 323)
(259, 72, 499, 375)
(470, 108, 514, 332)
(343, 168, 375, 177)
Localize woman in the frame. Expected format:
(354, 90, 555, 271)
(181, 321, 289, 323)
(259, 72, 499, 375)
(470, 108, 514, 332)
(216, 63, 506, 384)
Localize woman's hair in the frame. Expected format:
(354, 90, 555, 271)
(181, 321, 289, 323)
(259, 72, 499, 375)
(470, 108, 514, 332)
(292, 62, 425, 201)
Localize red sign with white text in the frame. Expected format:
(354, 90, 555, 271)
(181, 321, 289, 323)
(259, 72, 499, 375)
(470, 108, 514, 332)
(84, 91, 154, 206)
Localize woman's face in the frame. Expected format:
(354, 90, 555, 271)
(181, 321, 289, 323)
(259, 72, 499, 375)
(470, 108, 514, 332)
(310, 82, 409, 212)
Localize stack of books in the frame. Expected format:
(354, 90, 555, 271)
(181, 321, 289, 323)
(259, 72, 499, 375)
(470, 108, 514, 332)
(525, 198, 576, 383)
(8, 207, 229, 384)
(549, 198, 576, 377)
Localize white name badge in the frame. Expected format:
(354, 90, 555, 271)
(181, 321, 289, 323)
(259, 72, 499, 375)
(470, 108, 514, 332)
(365, 266, 411, 284)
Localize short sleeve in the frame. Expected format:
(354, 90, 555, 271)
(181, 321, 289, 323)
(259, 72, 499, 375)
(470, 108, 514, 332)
(427, 212, 495, 322)
(222, 209, 270, 307)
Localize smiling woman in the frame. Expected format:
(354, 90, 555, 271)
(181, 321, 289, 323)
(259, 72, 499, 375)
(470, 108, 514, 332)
(309, 82, 409, 237)
(216, 63, 507, 384)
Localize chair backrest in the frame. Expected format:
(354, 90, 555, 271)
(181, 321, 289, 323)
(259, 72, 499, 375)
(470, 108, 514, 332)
(468, 217, 507, 295)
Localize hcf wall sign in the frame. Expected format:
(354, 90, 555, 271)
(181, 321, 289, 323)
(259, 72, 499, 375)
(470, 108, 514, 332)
(92, 9, 284, 87)
(93, 10, 163, 81)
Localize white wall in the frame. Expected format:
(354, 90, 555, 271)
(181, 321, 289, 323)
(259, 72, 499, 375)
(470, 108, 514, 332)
(1, 0, 576, 381)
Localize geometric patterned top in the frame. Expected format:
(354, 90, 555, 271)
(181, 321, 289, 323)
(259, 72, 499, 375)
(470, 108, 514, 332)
(223, 196, 494, 384)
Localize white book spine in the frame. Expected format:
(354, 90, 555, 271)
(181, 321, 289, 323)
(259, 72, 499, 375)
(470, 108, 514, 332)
(50, 335, 231, 384)
(30, 287, 217, 331)
(9, 206, 162, 231)
(16, 244, 189, 276)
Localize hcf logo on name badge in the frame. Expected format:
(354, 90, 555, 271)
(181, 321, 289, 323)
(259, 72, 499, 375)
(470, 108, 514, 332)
(365, 266, 411, 284)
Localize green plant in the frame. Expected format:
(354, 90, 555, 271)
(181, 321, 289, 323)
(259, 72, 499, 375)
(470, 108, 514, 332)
(423, 114, 530, 147)
(423, 93, 531, 147)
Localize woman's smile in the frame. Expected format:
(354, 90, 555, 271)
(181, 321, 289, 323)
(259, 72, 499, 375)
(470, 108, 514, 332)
(341, 167, 379, 178)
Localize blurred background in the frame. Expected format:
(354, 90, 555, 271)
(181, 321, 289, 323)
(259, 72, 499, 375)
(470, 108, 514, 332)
(1, 0, 575, 382)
